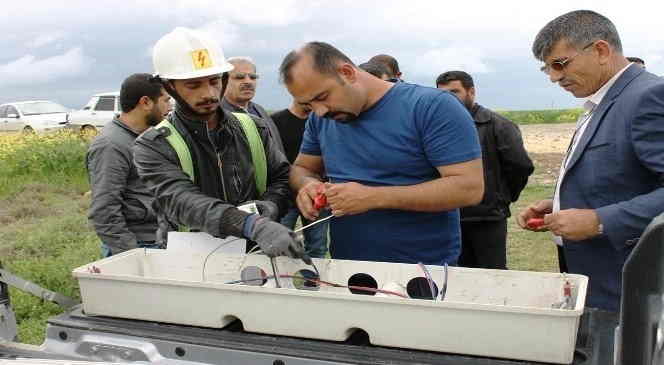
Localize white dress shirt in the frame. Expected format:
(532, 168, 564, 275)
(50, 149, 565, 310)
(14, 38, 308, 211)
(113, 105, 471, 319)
(551, 63, 633, 245)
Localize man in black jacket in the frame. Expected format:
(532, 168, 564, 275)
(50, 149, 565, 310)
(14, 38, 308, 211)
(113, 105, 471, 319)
(437, 71, 534, 269)
(87, 73, 172, 257)
(133, 27, 303, 259)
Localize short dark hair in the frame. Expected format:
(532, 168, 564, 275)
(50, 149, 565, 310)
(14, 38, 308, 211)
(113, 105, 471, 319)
(435, 71, 475, 90)
(279, 42, 356, 84)
(358, 62, 389, 79)
(120, 73, 163, 113)
(532, 10, 622, 61)
(368, 54, 400, 79)
(626, 57, 645, 65)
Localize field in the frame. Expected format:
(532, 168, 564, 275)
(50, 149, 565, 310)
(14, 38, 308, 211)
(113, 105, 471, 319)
(497, 108, 582, 125)
(0, 115, 572, 345)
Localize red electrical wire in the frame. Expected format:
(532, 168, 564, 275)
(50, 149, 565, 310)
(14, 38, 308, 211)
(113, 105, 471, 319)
(226, 274, 409, 299)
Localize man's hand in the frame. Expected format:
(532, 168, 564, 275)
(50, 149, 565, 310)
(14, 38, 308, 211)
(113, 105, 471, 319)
(544, 209, 602, 241)
(247, 217, 306, 258)
(295, 180, 326, 221)
(517, 199, 553, 231)
(325, 182, 377, 217)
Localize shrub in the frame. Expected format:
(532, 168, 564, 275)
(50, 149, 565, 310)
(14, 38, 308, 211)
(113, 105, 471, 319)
(0, 131, 89, 197)
(497, 108, 583, 125)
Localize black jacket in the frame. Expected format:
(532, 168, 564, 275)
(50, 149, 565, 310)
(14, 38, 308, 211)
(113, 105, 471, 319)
(133, 105, 291, 243)
(461, 104, 534, 221)
(222, 98, 285, 154)
(86, 118, 158, 254)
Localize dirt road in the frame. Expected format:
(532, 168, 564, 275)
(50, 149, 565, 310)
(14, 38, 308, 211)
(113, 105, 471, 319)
(519, 123, 574, 185)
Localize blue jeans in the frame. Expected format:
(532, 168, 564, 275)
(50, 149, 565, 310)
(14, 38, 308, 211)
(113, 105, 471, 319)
(101, 241, 161, 258)
(281, 207, 329, 258)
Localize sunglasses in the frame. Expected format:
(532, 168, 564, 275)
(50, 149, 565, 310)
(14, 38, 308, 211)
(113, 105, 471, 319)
(230, 72, 259, 80)
(540, 41, 596, 75)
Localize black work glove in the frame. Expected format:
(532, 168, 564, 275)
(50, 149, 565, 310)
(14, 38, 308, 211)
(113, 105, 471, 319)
(247, 217, 306, 258)
(241, 200, 279, 221)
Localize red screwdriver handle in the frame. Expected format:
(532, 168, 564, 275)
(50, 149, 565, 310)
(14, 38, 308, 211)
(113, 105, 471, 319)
(313, 193, 327, 210)
(527, 218, 545, 229)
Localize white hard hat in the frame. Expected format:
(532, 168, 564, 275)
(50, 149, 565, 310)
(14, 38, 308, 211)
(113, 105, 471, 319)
(152, 27, 234, 80)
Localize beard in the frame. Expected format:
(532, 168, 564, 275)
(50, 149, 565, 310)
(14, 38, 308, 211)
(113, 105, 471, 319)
(461, 97, 474, 111)
(324, 111, 358, 123)
(146, 107, 164, 126)
(188, 97, 220, 117)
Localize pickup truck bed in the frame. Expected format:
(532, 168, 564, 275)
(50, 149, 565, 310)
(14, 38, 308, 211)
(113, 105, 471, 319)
(1, 307, 616, 364)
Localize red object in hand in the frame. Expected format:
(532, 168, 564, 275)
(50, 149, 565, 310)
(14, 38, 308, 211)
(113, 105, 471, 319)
(527, 218, 545, 229)
(313, 193, 327, 210)
(313, 185, 327, 210)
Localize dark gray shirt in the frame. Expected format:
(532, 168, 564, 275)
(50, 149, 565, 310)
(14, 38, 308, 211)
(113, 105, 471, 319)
(86, 118, 158, 254)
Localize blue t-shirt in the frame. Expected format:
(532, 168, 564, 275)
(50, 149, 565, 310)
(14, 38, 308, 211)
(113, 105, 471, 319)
(300, 82, 481, 265)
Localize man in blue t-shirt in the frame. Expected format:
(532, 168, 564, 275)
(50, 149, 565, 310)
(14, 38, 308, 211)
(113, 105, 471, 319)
(279, 42, 484, 265)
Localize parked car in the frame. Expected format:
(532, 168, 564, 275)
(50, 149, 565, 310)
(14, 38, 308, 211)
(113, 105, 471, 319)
(66, 92, 119, 136)
(0, 100, 70, 134)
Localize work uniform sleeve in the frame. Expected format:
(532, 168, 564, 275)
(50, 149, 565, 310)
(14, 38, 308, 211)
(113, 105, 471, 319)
(133, 130, 250, 239)
(596, 82, 664, 250)
(87, 141, 137, 254)
(493, 115, 534, 202)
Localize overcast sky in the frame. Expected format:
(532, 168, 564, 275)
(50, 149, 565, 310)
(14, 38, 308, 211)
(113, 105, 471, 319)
(1, 0, 662, 111)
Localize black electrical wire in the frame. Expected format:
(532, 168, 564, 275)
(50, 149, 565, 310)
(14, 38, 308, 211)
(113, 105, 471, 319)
(440, 262, 448, 301)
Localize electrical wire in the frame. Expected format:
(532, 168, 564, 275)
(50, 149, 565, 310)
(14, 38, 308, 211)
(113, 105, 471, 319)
(225, 274, 409, 298)
(247, 244, 263, 255)
(439, 262, 448, 301)
(310, 260, 320, 279)
(418, 262, 436, 299)
(201, 237, 245, 282)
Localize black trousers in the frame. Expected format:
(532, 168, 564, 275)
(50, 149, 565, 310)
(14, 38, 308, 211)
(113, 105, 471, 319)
(459, 219, 507, 269)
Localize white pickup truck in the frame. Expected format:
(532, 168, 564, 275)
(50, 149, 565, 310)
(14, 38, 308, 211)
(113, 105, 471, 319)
(65, 92, 119, 136)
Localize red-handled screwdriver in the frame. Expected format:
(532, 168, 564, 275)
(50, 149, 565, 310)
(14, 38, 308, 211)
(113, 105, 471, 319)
(313, 185, 327, 210)
(527, 218, 545, 229)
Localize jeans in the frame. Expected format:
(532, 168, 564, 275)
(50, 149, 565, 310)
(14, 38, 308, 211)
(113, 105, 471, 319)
(101, 241, 162, 258)
(281, 207, 329, 258)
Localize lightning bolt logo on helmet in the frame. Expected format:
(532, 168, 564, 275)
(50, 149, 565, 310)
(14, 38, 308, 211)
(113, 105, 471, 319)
(191, 48, 213, 70)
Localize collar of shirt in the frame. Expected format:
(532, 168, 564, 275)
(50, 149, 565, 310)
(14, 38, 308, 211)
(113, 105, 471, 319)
(584, 62, 633, 111)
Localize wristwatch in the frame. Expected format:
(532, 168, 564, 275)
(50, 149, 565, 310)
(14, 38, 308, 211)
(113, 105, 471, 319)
(597, 223, 604, 235)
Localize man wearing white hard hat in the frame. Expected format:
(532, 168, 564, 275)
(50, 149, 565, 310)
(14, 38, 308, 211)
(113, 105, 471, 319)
(134, 27, 303, 259)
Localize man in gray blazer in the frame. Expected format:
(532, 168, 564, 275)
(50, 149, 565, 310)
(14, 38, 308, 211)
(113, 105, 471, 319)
(518, 10, 664, 311)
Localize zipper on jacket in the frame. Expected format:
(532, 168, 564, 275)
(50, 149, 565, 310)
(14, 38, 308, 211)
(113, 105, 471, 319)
(206, 127, 229, 202)
(216, 152, 228, 202)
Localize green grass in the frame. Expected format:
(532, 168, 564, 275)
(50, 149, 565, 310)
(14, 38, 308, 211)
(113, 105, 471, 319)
(507, 184, 558, 272)
(497, 108, 583, 125)
(0, 130, 560, 345)
(0, 132, 99, 344)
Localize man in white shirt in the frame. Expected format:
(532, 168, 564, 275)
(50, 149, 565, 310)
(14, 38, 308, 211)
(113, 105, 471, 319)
(518, 10, 664, 311)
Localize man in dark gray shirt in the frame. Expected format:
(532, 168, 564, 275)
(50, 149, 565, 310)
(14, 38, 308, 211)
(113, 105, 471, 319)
(86, 73, 172, 257)
(222, 56, 285, 152)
